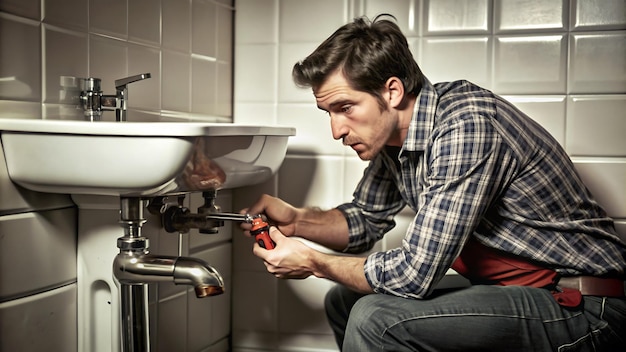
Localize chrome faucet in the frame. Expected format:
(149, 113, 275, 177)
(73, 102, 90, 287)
(79, 73, 151, 121)
(113, 197, 224, 352)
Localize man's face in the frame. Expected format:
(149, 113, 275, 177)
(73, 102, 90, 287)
(313, 71, 397, 161)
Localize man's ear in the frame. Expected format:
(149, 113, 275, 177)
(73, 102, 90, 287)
(385, 76, 405, 109)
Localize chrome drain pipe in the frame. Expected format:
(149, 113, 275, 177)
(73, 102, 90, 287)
(113, 197, 224, 352)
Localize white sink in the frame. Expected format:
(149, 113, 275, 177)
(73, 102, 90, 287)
(0, 119, 295, 196)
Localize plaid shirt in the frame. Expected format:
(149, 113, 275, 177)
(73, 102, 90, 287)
(337, 79, 626, 299)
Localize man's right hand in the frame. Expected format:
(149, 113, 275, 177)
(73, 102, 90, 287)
(239, 194, 300, 238)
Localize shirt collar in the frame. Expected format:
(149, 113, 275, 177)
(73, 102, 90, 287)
(402, 77, 437, 153)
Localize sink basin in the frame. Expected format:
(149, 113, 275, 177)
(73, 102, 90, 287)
(0, 119, 295, 196)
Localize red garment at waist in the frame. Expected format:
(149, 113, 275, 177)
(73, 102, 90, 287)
(451, 238, 583, 307)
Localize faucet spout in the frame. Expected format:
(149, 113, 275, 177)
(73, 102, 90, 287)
(113, 253, 224, 297)
(115, 73, 151, 89)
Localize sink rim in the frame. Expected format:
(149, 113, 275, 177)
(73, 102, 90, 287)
(0, 118, 296, 137)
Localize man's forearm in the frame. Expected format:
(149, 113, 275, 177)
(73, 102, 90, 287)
(294, 207, 350, 251)
(309, 251, 373, 294)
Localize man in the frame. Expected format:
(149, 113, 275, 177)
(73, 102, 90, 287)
(241, 15, 626, 351)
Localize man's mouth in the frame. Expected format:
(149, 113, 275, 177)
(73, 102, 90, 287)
(348, 143, 365, 152)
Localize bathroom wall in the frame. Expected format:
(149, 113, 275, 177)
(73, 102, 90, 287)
(0, 0, 234, 351)
(232, 0, 626, 351)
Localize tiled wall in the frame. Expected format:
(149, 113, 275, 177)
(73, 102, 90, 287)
(232, 0, 626, 351)
(0, 0, 234, 351)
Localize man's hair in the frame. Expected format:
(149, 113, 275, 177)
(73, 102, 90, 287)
(292, 14, 424, 109)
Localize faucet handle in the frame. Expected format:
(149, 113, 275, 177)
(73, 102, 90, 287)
(114, 73, 151, 122)
(115, 73, 151, 90)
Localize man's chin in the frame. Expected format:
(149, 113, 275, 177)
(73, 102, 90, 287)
(354, 148, 377, 161)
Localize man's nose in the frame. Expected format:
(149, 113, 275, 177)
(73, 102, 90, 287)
(330, 114, 348, 141)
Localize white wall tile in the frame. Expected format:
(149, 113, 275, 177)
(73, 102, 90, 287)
(192, 0, 217, 57)
(157, 292, 188, 351)
(0, 208, 76, 299)
(408, 37, 421, 64)
(424, 0, 490, 34)
(0, 14, 41, 102)
(503, 95, 566, 145)
(42, 103, 83, 119)
(89, 0, 127, 40)
(0, 0, 40, 20)
(363, 0, 421, 36)
(496, 0, 566, 32)
(217, 5, 233, 62)
(43, 0, 87, 31)
(162, 0, 191, 52)
(0, 101, 40, 119)
(43, 25, 87, 104)
(278, 42, 322, 103)
(566, 95, 626, 156)
(217, 61, 233, 117)
(128, 0, 161, 47)
(421, 36, 491, 87)
(235, 44, 277, 103)
(571, 0, 626, 30)
(162, 49, 191, 112)
(128, 43, 161, 112)
(192, 56, 217, 114)
(232, 271, 278, 331)
(573, 159, 626, 218)
(234, 103, 277, 125)
(277, 155, 345, 208)
(188, 278, 232, 351)
(279, 0, 347, 42)
(0, 284, 77, 352)
(568, 32, 626, 94)
(235, 0, 278, 44)
(89, 34, 128, 94)
(277, 104, 345, 156)
(494, 35, 566, 94)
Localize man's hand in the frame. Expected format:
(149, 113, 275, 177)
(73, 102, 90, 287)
(240, 194, 300, 238)
(253, 227, 315, 279)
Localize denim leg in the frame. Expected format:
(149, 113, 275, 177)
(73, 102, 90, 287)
(325, 285, 368, 350)
(335, 285, 625, 352)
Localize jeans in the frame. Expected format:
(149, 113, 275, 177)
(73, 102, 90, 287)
(325, 284, 626, 351)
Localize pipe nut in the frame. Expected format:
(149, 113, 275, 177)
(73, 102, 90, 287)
(117, 236, 149, 251)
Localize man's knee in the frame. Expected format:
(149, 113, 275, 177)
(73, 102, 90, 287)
(343, 295, 392, 350)
(346, 295, 389, 336)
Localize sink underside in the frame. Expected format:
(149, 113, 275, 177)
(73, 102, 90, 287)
(0, 119, 295, 196)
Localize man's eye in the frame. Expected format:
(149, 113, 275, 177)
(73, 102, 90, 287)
(341, 105, 352, 113)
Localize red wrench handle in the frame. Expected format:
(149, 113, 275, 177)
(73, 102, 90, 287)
(250, 218, 275, 250)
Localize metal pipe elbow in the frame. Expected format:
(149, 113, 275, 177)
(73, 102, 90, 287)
(173, 257, 225, 297)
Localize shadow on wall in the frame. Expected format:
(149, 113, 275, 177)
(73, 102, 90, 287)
(278, 155, 318, 208)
